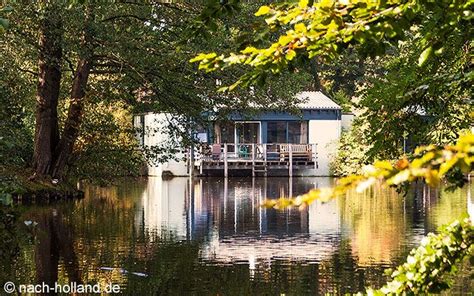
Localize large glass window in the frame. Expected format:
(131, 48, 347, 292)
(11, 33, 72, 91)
(288, 122, 302, 144)
(236, 122, 260, 143)
(220, 122, 235, 143)
(267, 122, 287, 143)
(267, 121, 307, 144)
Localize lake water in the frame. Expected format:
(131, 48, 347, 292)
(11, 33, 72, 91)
(1, 177, 473, 295)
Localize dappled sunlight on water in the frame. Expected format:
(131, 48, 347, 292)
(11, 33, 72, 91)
(341, 188, 408, 266)
(2, 177, 473, 295)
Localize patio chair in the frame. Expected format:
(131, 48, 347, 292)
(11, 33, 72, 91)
(238, 145, 250, 158)
(212, 144, 221, 160)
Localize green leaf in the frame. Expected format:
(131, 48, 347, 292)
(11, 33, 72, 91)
(278, 35, 293, 45)
(0, 6, 13, 13)
(294, 23, 307, 33)
(418, 46, 433, 67)
(320, 0, 335, 8)
(189, 52, 217, 63)
(0, 18, 9, 29)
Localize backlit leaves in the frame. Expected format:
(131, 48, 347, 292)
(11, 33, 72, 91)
(255, 5, 271, 16)
(191, 0, 474, 90)
(418, 46, 433, 67)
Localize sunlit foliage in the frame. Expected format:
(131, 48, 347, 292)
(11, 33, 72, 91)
(330, 124, 370, 175)
(191, 0, 473, 91)
(69, 101, 144, 183)
(356, 35, 472, 161)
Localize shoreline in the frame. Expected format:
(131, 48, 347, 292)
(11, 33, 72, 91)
(0, 166, 84, 204)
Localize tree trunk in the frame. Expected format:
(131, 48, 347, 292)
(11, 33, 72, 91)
(32, 3, 62, 176)
(51, 8, 94, 178)
(51, 59, 92, 178)
(309, 57, 325, 93)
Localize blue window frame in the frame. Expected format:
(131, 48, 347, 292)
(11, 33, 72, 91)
(267, 121, 306, 144)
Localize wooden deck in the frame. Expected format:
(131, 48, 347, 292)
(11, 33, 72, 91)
(194, 143, 318, 177)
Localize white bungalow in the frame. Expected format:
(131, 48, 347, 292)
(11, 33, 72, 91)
(135, 91, 352, 177)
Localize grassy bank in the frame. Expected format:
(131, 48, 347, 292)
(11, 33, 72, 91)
(0, 166, 84, 203)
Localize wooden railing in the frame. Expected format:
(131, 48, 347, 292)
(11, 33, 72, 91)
(198, 143, 317, 162)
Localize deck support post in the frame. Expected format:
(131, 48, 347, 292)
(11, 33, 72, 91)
(263, 144, 267, 162)
(313, 143, 317, 169)
(198, 146, 203, 175)
(224, 144, 228, 178)
(289, 176, 293, 198)
(252, 143, 255, 177)
(289, 144, 293, 177)
(190, 144, 195, 177)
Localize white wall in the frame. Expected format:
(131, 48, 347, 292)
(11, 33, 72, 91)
(309, 120, 341, 176)
(141, 113, 188, 176)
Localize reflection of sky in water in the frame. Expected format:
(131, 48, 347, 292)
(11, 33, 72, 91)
(135, 177, 473, 267)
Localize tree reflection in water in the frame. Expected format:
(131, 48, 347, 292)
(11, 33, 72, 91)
(32, 208, 82, 295)
(4, 177, 472, 295)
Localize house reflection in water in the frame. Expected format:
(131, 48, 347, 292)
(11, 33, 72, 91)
(134, 177, 472, 278)
(136, 177, 342, 263)
(135, 177, 188, 239)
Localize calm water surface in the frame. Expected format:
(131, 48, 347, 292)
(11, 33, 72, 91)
(2, 177, 473, 295)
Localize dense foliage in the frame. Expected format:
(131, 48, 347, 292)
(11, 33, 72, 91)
(0, 6, 10, 30)
(0, 67, 34, 167)
(330, 125, 369, 175)
(0, 2, 314, 183)
(69, 101, 144, 183)
(331, 36, 472, 174)
(356, 35, 472, 161)
(192, 0, 473, 90)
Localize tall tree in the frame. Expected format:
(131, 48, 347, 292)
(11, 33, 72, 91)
(32, 2, 62, 176)
(51, 6, 94, 178)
